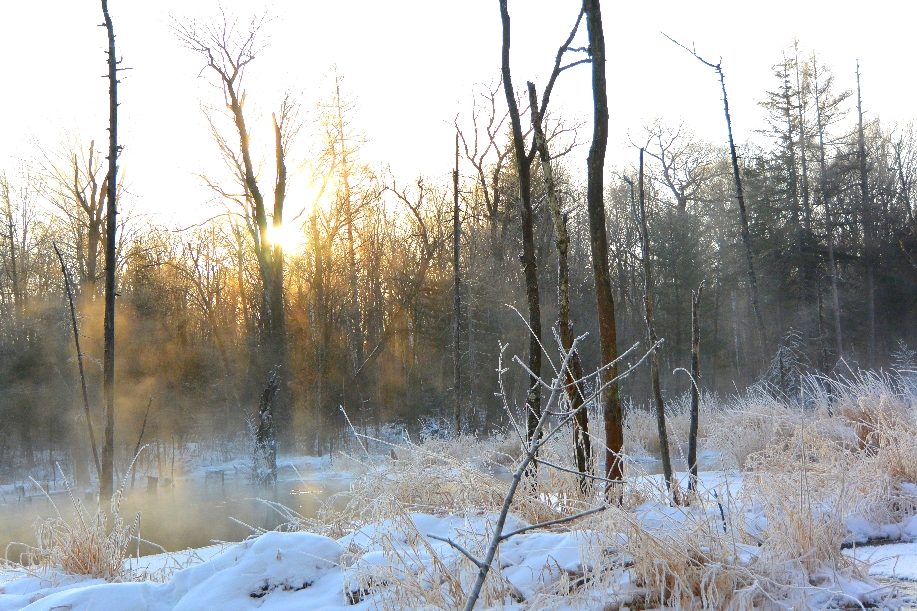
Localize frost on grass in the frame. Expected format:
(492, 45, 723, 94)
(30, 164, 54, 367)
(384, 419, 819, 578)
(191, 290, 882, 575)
(4, 371, 917, 609)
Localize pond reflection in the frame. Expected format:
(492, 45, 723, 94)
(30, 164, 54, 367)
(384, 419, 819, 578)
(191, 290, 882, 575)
(0, 467, 352, 558)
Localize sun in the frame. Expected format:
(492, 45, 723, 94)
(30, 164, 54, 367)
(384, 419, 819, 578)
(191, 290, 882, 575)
(264, 222, 306, 252)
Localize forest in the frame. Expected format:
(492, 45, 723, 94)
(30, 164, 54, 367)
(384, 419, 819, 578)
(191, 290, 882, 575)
(2, 1, 917, 610)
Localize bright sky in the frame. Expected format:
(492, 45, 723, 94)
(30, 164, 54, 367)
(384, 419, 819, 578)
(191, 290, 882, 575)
(1, 0, 915, 226)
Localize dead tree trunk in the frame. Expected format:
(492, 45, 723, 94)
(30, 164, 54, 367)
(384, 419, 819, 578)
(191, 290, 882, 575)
(255, 373, 279, 485)
(584, 0, 625, 488)
(176, 18, 292, 458)
(688, 283, 704, 491)
(856, 62, 875, 367)
(54, 243, 102, 481)
(666, 36, 768, 360)
(528, 81, 592, 491)
(499, 0, 542, 446)
(100, 0, 119, 504)
(636, 149, 674, 494)
(453, 133, 462, 436)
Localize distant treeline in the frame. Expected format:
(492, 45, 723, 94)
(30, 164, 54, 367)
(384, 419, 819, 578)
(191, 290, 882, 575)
(2, 44, 916, 482)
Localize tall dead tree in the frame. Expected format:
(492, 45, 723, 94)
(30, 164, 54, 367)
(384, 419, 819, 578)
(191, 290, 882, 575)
(499, 0, 542, 444)
(666, 35, 768, 360)
(100, 0, 119, 504)
(53, 243, 102, 481)
(856, 61, 875, 366)
(453, 133, 462, 436)
(176, 14, 292, 465)
(688, 282, 703, 491)
(528, 81, 592, 490)
(584, 0, 625, 486)
(522, 4, 592, 487)
(636, 148, 674, 494)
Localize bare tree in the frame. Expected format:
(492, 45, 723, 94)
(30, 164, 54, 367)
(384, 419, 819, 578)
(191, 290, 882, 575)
(176, 13, 294, 465)
(856, 61, 876, 366)
(498, 0, 542, 446)
(644, 121, 723, 214)
(453, 134, 462, 435)
(528, 81, 591, 490)
(37, 139, 110, 293)
(635, 148, 674, 494)
(688, 282, 703, 491)
(584, 0, 626, 488)
(456, 81, 512, 263)
(665, 34, 768, 360)
(100, 0, 120, 504)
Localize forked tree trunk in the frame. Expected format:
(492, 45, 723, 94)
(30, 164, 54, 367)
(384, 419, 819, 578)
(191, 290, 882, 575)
(583, 0, 624, 490)
(100, 0, 119, 505)
(528, 82, 592, 491)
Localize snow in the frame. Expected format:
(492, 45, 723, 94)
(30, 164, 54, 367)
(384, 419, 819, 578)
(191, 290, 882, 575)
(0, 513, 605, 611)
(3, 503, 907, 611)
(1, 466, 912, 610)
(1, 532, 351, 611)
(846, 541, 917, 581)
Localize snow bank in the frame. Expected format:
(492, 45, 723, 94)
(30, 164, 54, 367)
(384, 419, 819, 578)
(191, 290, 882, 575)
(3, 502, 904, 611)
(1, 531, 349, 611)
(0, 512, 615, 611)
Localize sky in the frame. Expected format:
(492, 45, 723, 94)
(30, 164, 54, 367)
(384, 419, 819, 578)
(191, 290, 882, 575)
(1, 0, 915, 227)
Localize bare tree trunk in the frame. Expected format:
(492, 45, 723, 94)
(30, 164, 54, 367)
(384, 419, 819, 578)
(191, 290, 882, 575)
(100, 0, 119, 504)
(856, 62, 875, 366)
(721, 71, 768, 359)
(255, 373, 279, 485)
(53, 243, 102, 481)
(528, 82, 592, 491)
(499, 0, 542, 446)
(667, 37, 768, 360)
(636, 149, 673, 494)
(584, 0, 624, 488)
(688, 283, 703, 491)
(268, 112, 289, 443)
(453, 134, 462, 436)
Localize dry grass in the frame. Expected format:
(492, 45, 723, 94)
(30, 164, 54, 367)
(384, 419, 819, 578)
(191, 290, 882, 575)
(623, 393, 713, 462)
(342, 505, 515, 611)
(18, 479, 140, 581)
(235, 370, 917, 609)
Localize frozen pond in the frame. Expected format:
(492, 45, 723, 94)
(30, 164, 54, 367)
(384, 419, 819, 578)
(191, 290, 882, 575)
(0, 464, 352, 560)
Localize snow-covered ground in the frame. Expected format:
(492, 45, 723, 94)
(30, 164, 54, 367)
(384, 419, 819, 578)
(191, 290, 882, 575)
(2, 512, 912, 611)
(2, 468, 912, 611)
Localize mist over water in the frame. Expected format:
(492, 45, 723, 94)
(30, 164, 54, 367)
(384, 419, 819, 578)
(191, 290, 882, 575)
(0, 467, 351, 558)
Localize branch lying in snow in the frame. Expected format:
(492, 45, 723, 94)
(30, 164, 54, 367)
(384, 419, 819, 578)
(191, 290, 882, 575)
(498, 505, 608, 541)
(425, 534, 485, 568)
